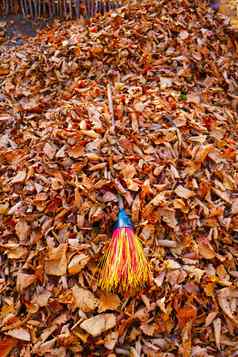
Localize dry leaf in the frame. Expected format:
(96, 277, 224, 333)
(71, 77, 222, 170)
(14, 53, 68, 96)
(205, 311, 218, 327)
(104, 331, 118, 350)
(231, 198, 238, 215)
(72, 286, 98, 312)
(160, 77, 173, 89)
(16, 272, 36, 292)
(10, 170, 26, 184)
(98, 292, 121, 312)
(6, 328, 31, 341)
(140, 323, 156, 336)
(165, 260, 181, 270)
(217, 289, 238, 324)
(0, 203, 9, 215)
(80, 314, 116, 337)
(177, 305, 197, 328)
(68, 254, 90, 275)
(43, 143, 57, 159)
(197, 237, 216, 259)
(213, 318, 221, 350)
(0, 0, 238, 354)
(0, 338, 17, 357)
(175, 185, 195, 199)
(33, 290, 51, 307)
(15, 221, 30, 242)
(157, 240, 177, 248)
(212, 188, 231, 204)
(180, 321, 192, 357)
(45, 244, 67, 276)
(4, 244, 27, 259)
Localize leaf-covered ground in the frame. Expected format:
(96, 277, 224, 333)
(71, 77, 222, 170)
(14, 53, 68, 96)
(0, 0, 238, 356)
(219, 0, 238, 28)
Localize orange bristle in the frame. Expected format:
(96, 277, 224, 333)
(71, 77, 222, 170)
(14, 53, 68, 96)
(98, 226, 150, 292)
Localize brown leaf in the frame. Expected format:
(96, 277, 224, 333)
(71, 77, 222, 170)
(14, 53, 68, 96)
(3, 244, 27, 259)
(205, 311, 218, 327)
(80, 314, 116, 337)
(121, 164, 137, 179)
(72, 286, 98, 312)
(140, 323, 156, 336)
(213, 318, 221, 351)
(179, 321, 192, 357)
(16, 273, 36, 292)
(131, 194, 140, 223)
(98, 292, 121, 313)
(157, 240, 177, 248)
(158, 207, 177, 229)
(212, 188, 231, 204)
(0, 66, 10, 76)
(176, 305, 197, 328)
(43, 143, 57, 159)
(231, 198, 238, 215)
(217, 288, 238, 324)
(45, 244, 67, 276)
(197, 237, 216, 259)
(6, 328, 31, 341)
(0, 338, 17, 357)
(33, 290, 51, 307)
(10, 170, 26, 184)
(175, 185, 195, 199)
(68, 254, 90, 275)
(0, 203, 9, 215)
(194, 144, 213, 163)
(15, 221, 30, 242)
(104, 331, 118, 350)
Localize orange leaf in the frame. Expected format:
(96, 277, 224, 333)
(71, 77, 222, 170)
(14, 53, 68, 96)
(177, 305, 197, 328)
(0, 338, 17, 357)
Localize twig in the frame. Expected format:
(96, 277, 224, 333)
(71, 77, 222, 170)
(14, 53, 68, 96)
(107, 82, 115, 131)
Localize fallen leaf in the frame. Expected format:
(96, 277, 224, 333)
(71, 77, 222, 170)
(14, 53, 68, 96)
(43, 143, 57, 159)
(213, 318, 221, 350)
(6, 328, 31, 341)
(212, 188, 231, 204)
(179, 30, 189, 40)
(33, 290, 51, 307)
(205, 311, 218, 327)
(197, 237, 216, 259)
(45, 244, 67, 276)
(72, 286, 98, 312)
(80, 314, 116, 337)
(0, 338, 17, 357)
(179, 321, 192, 357)
(140, 323, 156, 336)
(231, 198, 238, 215)
(16, 273, 36, 292)
(10, 170, 26, 184)
(160, 77, 173, 89)
(98, 292, 121, 312)
(175, 185, 195, 199)
(217, 288, 238, 324)
(177, 306, 197, 328)
(0, 203, 9, 215)
(15, 221, 30, 242)
(104, 331, 118, 350)
(68, 254, 90, 275)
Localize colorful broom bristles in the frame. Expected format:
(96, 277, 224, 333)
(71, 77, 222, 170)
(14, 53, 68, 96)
(98, 208, 150, 292)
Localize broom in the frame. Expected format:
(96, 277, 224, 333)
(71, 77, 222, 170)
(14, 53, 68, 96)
(98, 197, 150, 293)
(0, 0, 121, 18)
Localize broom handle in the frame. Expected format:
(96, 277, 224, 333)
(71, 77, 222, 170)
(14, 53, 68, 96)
(118, 195, 124, 209)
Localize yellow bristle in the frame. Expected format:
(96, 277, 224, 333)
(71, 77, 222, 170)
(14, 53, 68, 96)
(98, 228, 150, 293)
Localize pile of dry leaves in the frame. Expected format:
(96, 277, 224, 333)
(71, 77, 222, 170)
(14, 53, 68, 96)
(0, 0, 238, 355)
